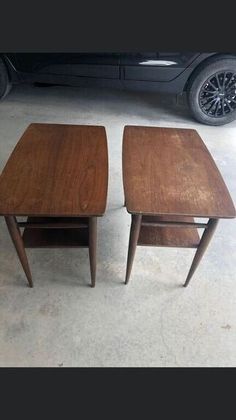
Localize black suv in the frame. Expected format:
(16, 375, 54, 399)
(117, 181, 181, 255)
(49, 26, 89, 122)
(1, 52, 236, 125)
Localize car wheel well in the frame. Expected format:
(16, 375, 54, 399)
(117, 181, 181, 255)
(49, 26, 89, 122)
(184, 53, 236, 91)
(0, 54, 13, 82)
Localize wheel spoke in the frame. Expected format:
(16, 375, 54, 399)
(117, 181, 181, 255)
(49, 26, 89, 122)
(202, 92, 216, 99)
(216, 73, 221, 89)
(202, 88, 214, 93)
(214, 100, 220, 116)
(202, 90, 216, 97)
(207, 98, 218, 113)
(225, 99, 233, 111)
(202, 87, 217, 95)
(227, 81, 236, 92)
(202, 97, 216, 108)
(221, 98, 225, 115)
(208, 80, 218, 90)
(226, 73, 235, 88)
(226, 86, 236, 95)
(222, 72, 227, 89)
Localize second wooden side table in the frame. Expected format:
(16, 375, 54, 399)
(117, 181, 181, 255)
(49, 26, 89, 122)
(122, 125, 235, 286)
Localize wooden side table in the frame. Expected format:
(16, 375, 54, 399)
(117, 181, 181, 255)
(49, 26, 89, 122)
(0, 123, 108, 287)
(122, 126, 235, 286)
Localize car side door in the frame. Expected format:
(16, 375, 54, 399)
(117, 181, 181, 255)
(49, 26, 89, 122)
(120, 52, 199, 82)
(7, 53, 121, 85)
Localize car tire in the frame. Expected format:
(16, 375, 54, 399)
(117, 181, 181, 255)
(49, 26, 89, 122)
(187, 57, 236, 125)
(0, 57, 12, 100)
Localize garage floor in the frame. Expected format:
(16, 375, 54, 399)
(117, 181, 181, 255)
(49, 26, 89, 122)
(0, 84, 235, 367)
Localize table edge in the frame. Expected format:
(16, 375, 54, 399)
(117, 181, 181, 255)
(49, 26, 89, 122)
(125, 208, 236, 219)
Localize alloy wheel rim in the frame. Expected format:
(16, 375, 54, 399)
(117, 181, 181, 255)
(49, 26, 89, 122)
(199, 70, 236, 117)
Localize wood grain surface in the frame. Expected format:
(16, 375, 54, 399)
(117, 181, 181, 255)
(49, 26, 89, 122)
(138, 215, 200, 248)
(0, 124, 108, 216)
(23, 217, 89, 248)
(123, 126, 235, 218)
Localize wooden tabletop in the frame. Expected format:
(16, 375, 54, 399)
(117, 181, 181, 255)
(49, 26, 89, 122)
(0, 123, 108, 217)
(123, 126, 235, 218)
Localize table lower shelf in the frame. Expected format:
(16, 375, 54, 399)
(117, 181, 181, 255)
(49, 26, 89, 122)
(138, 216, 200, 248)
(22, 217, 89, 248)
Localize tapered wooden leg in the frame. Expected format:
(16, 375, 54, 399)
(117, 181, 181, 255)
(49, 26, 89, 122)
(5, 216, 33, 287)
(89, 217, 97, 288)
(125, 214, 142, 285)
(184, 218, 219, 287)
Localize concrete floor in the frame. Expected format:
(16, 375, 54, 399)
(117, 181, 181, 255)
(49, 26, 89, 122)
(0, 84, 235, 367)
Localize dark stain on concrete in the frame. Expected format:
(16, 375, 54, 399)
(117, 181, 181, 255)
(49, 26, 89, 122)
(221, 324, 232, 330)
